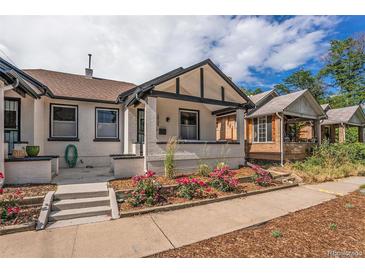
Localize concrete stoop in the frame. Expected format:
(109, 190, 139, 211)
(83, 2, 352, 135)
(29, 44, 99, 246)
(44, 182, 119, 229)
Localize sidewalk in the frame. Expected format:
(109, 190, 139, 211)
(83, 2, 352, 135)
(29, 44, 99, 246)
(0, 176, 363, 258)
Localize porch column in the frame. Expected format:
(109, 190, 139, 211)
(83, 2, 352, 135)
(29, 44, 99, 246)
(144, 96, 157, 171)
(0, 81, 4, 175)
(236, 108, 245, 163)
(315, 120, 322, 145)
(330, 125, 336, 143)
(338, 124, 346, 143)
(359, 126, 364, 143)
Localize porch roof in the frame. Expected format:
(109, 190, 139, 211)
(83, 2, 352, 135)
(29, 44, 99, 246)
(119, 59, 255, 108)
(246, 89, 327, 119)
(249, 89, 278, 106)
(321, 105, 365, 126)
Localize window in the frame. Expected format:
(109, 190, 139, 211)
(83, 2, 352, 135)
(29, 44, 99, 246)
(137, 109, 145, 143)
(180, 109, 199, 140)
(252, 116, 272, 142)
(51, 104, 78, 138)
(95, 108, 119, 139)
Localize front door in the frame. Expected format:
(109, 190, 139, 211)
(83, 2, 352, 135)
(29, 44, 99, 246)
(4, 98, 20, 153)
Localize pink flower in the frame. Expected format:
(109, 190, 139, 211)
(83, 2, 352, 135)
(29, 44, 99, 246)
(0, 188, 3, 195)
(145, 170, 156, 178)
(15, 188, 22, 196)
(0, 172, 4, 179)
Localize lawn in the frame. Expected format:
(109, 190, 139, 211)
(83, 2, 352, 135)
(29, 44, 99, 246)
(152, 191, 365, 258)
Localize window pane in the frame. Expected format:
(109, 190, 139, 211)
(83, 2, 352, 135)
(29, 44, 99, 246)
(53, 106, 76, 121)
(53, 121, 77, 137)
(267, 116, 272, 141)
(253, 118, 258, 142)
(258, 117, 267, 142)
(97, 110, 117, 123)
(96, 109, 118, 138)
(180, 111, 198, 140)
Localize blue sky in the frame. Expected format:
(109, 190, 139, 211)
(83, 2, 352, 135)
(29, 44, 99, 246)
(0, 16, 363, 92)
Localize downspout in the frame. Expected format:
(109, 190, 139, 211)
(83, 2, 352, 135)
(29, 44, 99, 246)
(275, 112, 284, 166)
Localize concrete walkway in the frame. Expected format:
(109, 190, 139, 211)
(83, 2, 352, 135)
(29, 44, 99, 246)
(52, 167, 114, 185)
(0, 176, 363, 258)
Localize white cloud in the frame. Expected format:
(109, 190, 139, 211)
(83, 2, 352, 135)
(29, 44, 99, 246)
(0, 16, 338, 85)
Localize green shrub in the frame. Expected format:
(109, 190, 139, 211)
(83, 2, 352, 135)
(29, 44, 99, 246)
(196, 163, 211, 177)
(329, 223, 337, 230)
(164, 136, 177, 179)
(290, 142, 365, 183)
(271, 230, 282, 238)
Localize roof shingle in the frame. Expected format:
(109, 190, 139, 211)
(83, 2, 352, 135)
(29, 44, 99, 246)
(321, 105, 365, 125)
(24, 69, 136, 102)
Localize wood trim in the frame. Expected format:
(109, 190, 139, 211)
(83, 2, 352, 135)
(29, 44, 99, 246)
(200, 67, 204, 98)
(221, 86, 225, 101)
(150, 90, 244, 107)
(94, 107, 120, 140)
(176, 77, 180, 95)
(52, 95, 118, 104)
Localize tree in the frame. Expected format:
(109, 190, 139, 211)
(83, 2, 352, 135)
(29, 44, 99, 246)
(274, 69, 324, 100)
(241, 87, 263, 96)
(320, 34, 365, 98)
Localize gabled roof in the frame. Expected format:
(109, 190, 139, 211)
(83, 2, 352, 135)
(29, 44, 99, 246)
(24, 69, 136, 103)
(119, 59, 255, 107)
(0, 57, 46, 98)
(249, 89, 278, 105)
(246, 89, 326, 119)
(321, 103, 331, 112)
(321, 105, 365, 126)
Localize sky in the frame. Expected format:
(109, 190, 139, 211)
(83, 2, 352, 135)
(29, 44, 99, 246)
(0, 15, 363, 91)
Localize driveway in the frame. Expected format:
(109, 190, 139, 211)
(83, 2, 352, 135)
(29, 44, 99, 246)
(0, 176, 363, 258)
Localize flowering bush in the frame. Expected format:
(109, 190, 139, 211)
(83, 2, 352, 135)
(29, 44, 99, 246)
(128, 170, 166, 207)
(176, 177, 207, 200)
(209, 165, 239, 192)
(249, 163, 272, 187)
(0, 172, 4, 188)
(0, 185, 23, 224)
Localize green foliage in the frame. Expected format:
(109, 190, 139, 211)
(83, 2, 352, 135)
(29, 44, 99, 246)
(320, 35, 365, 95)
(196, 163, 212, 177)
(345, 127, 359, 143)
(329, 223, 337, 230)
(290, 142, 365, 183)
(345, 203, 354, 209)
(164, 136, 177, 179)
(176, 177, 207, 200)
(274, 69, 324, 100)
(243, 87, 263, 96)
(271, 230, 282, 238)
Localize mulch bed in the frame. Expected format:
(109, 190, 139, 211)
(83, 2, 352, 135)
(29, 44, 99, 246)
(0, 206, 41, 227)
(152, 191, 365, 258)
(3, 184, 57, 197)
(109, 167, 256, 191)
(119, 181, 279, 212)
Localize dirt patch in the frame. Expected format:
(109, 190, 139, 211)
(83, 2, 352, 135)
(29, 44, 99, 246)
(0, 206, 40, 227)
(152, 191, 365, 258)
(3, 184, 57, 197)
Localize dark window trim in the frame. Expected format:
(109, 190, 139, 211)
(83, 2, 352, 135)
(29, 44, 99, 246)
(49, 103, 79, 140)
(179, 108, 200, 140)
(200, 67, 204, 98)
(221, 86, 225, 101)
(137, 108, 145, 143)
(4, 97, 21, 143)
(176, 77, 180, 95)
(94, 107, 120, 141)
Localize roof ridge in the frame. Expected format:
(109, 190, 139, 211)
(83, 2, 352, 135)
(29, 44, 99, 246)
(23, 68, 136, 85)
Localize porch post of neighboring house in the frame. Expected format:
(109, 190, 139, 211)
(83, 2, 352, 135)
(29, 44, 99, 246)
(236, 108, 245, 164)
(0, 81, 4, 175)
(330, 125, 336, 143)
(338, 123, 346, 143)
(358, 126, 364, 143)
(315, 120, 322, 146)
(143, 96, 157, 172)
(280, 115, 284, 166)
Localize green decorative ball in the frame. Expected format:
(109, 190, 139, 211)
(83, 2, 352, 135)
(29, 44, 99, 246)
(26, 145, 40, 157)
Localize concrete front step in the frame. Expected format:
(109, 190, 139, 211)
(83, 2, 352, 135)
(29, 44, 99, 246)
(52, 196, 110, 211)
(54, 182, 109, 200)
(49, 206, 111, 222)
(47, 215, 111, 229)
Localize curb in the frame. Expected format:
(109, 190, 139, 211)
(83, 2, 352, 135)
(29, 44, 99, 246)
(0, 222, 35, 236)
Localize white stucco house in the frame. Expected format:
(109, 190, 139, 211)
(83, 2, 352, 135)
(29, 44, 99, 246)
(0, 57, 254, 184)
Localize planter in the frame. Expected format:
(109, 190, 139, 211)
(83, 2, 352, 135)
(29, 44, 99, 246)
(0, 221, 35, 236)
(26, 146, 40, 157)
